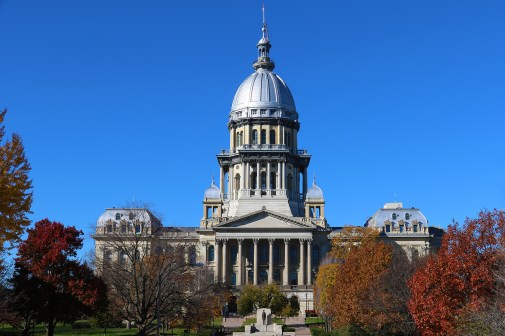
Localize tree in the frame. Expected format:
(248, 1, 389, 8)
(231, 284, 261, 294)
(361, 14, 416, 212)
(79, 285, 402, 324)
(15, 219, 106, 336)
(237, 284, 289, 316)
(326, 227, 393, 332)
(359, 243, 421, 335)
(314, 259, 339, 331)
(94, 206, 220, 336)
(0, 109, 33, 269)
(408, 209, 505, 336)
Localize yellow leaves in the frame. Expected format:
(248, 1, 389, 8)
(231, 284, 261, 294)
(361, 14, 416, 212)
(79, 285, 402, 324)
(0, 110, 33, 264)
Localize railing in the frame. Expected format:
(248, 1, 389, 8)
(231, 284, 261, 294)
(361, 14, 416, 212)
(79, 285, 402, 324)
(219, 146, 310, 155)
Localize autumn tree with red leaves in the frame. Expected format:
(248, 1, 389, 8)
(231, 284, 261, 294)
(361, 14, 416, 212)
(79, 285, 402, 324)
(408, 209, 505, 336)
(15, 219, 106, 336)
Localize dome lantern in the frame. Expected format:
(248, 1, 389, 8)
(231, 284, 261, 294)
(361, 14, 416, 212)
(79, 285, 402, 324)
(253, 3, 275, 71)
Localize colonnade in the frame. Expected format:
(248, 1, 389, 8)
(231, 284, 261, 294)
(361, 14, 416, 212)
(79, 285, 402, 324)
(204, 237, 314, 287)
(221, 162, 308, 201)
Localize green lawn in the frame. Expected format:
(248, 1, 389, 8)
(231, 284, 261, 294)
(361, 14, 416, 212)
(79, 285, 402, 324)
(305, 317, 324, 324)
(0, 323, 221, 336)
(242, 318, 284, 326)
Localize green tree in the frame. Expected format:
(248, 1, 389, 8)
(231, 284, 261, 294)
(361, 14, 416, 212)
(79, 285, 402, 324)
(0, 109, 32, 268)
(237, 284, 289, 316)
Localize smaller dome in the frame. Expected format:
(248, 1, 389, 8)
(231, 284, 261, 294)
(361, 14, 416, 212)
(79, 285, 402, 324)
(204, 180, 221, 199)
(307, 180, 324, 199)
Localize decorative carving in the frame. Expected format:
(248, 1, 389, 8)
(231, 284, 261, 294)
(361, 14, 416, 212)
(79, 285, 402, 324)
(306, 238, 313, 245)
(253, 239, 259, 245)
(283, 238, 290, 244)
(268, 238, 275, 245)
(237, 239, 244, 245)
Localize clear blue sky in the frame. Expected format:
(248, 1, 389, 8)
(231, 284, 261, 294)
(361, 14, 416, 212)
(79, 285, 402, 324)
(1, 0, 504, 258)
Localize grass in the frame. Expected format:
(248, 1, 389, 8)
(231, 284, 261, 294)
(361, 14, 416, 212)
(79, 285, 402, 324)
(305, 317, 324, 324)
(242, 317, 284, 326)
(0, 323, 222, 336)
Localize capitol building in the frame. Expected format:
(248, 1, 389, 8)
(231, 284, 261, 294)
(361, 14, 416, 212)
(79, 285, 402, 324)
(94, 12, 443, 313)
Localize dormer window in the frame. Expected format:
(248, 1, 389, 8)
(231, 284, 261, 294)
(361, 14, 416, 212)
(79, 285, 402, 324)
(385, 225, 391, 233)
(405, 213, 411, 220)
(106, 224, 113, 233)
(392, 213, 398, 220)
(115, 213, 121, 220)
(261, 109, 266, 115)
(129, 213, 134, 220)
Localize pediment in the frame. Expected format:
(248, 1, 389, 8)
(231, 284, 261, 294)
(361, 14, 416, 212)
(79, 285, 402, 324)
(215, 210, 313, 231)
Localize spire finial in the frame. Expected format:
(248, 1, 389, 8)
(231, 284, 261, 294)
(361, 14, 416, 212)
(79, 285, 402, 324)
(253, 1, 275, 71)
(262, 1, 269, 41)
(313, 173, 317, 186)
(211, 174, 215, 186)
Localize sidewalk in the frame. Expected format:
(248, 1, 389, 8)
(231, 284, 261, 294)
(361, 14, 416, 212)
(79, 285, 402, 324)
(222, 315, 311, 336)
(284, 316, 311, 336)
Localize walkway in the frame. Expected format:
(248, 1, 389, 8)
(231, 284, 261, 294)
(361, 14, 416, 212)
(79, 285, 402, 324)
(222, 315, 311, 336)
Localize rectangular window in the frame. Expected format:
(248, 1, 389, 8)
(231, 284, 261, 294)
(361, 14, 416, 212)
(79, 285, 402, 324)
(385, 225, 391, 233)
(413, 225, 418, 233)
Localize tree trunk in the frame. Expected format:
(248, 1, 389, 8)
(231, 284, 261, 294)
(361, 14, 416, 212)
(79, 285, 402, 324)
(137, 324, 147, 336)
(46, 320, 55, 336)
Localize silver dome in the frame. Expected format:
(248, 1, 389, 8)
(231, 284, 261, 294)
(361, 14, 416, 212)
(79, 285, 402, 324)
(306, 182, 324, 199)
(230, 69, 297, 121)
(204, 183, 221, 199)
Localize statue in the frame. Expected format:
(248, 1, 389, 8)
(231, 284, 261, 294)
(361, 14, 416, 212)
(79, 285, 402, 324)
(262, 310, 266, 325)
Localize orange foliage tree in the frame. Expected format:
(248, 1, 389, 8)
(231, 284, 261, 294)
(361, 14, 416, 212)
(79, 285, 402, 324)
(322, 227, 394, 332)
(408, 209, 505, 336)
(0, 110, 32, 268)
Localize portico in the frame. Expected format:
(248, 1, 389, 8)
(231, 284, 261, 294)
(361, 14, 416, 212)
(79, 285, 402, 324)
(211, 235, 314, 287)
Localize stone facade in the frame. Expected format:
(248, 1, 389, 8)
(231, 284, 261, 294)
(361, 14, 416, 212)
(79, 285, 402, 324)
(93, 11, 443, 315)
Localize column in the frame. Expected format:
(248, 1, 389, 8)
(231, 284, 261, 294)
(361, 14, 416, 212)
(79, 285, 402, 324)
(299, 239, 305, 285)
(222, 239, 228, 283)
(267, 161, 271, 193)
(268, 239, 274, 284)
(229, 167, 233, 200)
(201, 241, 208, 265)
(283, 239, 290, 286)
(240, 164, 245, 193)
(276, 161, 280, 192)
(307, 239, 312, 286)
(256, 161, 260, 192)
(247, 161, 251, 189)
(253, 239, 259, 285)
(281, 161, 285, 189)
(219, 166, 224, 197)
(303, 168, 308, 198)
(237, 239, 243, 286)
(214, 240, 221, 282)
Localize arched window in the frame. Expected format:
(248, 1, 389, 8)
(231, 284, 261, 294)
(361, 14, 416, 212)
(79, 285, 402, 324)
(115, 213, 121, 220)
(208, 245, 215, 262)
(129, 213, 134, 220)
(405, 213, 410, 220)
(392, 213, 398, 220)
(261, 130, 266, 144)
(235, 174, 241, 191)
(270, 130, 276, 144)
(253, 130, 258, 145)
